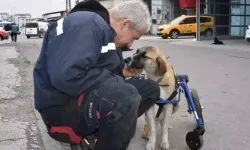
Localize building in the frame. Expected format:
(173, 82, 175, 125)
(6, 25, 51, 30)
(99, 0, 250, 39)
(13, 13, 32, 28)
(42, 11, 67, 23)
(147, 0, 250, 39)
(98, 0, 183, 34)
(0, 12, 10, 21)
(201, 0, 250, 38)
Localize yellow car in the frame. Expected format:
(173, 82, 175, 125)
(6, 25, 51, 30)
(157, 15, 214, 39)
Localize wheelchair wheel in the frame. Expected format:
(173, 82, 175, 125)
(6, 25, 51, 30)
(190, 88, 204, 126)
(186, 130, 204, 150)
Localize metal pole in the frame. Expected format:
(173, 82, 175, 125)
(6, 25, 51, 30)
(11, 8, 12, 22)
(69, 0, 72, 12)
(196, 0, 201, 41)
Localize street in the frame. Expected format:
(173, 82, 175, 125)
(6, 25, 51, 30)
(1, 34, 250, 150)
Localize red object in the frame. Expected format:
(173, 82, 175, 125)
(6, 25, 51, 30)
(106, 111, 112, 116)
(50, 126, 82, 143)
(0, 30, 9, 40)
(96, 111, 100, 119)
(179, 0, 206, 9)
(77, 93, 86, 107)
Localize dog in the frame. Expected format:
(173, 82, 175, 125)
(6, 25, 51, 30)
(128, 46, 179, 150)
(213, 37, 225, 45)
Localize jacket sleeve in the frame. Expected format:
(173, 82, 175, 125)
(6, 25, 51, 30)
(47, 25, 115, 96)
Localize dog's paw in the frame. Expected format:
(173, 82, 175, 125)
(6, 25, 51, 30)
(142, 124, 150, 139)
(146, 140, 156, 150)
(160, 141, 170, 150)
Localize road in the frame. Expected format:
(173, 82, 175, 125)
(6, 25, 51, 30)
(1, 34, 250, 150)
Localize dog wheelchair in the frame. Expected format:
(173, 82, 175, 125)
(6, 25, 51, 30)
(68, 73, 205, 150)
(155, 73, 205, 150)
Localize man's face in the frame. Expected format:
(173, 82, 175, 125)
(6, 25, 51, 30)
(114, 19, 145, 48)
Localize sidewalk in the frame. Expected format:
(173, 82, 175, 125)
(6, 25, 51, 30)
(140, 35, 250, 51)
(0, 45, 31, 150)
(0, 40, 12, 45)
(0, 44, 70, 150)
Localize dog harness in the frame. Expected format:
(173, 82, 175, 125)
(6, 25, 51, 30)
(155, 66, 179, 118)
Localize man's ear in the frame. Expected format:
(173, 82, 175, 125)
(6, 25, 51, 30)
(121, 19, 132, 30)
(156, 56, 167, 76)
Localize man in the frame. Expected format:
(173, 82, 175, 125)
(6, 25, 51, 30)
(33, 0, 160, 150)
(10, 23, 19, 42)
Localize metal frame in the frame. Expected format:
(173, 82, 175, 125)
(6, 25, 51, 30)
(196, 0, 201, 41)
(156, 77, 204, 126)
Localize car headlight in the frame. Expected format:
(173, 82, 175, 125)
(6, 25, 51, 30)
(164, 25, 171, 29)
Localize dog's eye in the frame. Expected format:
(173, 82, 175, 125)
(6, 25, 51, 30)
(136, 49, 140, 54)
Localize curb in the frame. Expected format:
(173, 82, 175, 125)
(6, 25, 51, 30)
(33, 107, 71, 150)
(14, 42, 71, 150)
(0, 41, 12, 45)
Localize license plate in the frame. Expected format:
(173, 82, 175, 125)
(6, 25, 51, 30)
(27, 31, 32, 34)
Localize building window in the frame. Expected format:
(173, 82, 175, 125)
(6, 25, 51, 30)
(231, 5, 245, 15)
(246, 16, 250, 25)
(231, 0, 245, 4)
(231, 16, 245, 25)
(215, 27, 229, 36)
(246, 6, 250, 15)
(230, 27, 245, 36)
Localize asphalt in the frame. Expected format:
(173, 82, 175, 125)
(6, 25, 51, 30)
(1, 34, 250, 150)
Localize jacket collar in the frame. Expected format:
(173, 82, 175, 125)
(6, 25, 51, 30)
(69, 0, 110, 25)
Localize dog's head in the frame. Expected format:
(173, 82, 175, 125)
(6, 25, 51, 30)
(214, 37, 219, 42)
(128, 46, 168, 77)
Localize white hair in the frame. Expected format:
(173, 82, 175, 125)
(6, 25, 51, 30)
(109, 0, 152, 32)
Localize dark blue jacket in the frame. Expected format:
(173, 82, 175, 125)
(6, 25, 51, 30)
(33, 0, 124, 111)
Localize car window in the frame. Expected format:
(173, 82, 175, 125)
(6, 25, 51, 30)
(180, 17, 196, 24)
(201, 17, 211, 23)
(169, 17, 183, 24)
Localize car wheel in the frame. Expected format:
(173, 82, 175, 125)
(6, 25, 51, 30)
(247, 38, 250, 43)
(0, 36, 3, 41)
(170, 30, 179, 39)
(204, 29, 213, 37)
(27, 35, 30, 39)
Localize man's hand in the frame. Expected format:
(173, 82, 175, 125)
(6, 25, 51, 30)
(123, 65, 143, 78)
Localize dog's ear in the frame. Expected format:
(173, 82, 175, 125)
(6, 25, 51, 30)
(156, 57, 167, 76)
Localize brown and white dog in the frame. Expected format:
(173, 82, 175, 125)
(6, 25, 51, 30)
(128, 46, 179, 150)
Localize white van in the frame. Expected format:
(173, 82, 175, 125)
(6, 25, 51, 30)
(25, 21, 49, 39)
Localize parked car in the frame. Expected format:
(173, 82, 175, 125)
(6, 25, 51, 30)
(157, 15, 214, 39)
(0, 29, 9, 41)
(246, 25, 250, 43)
(25, 21, 49, 39)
